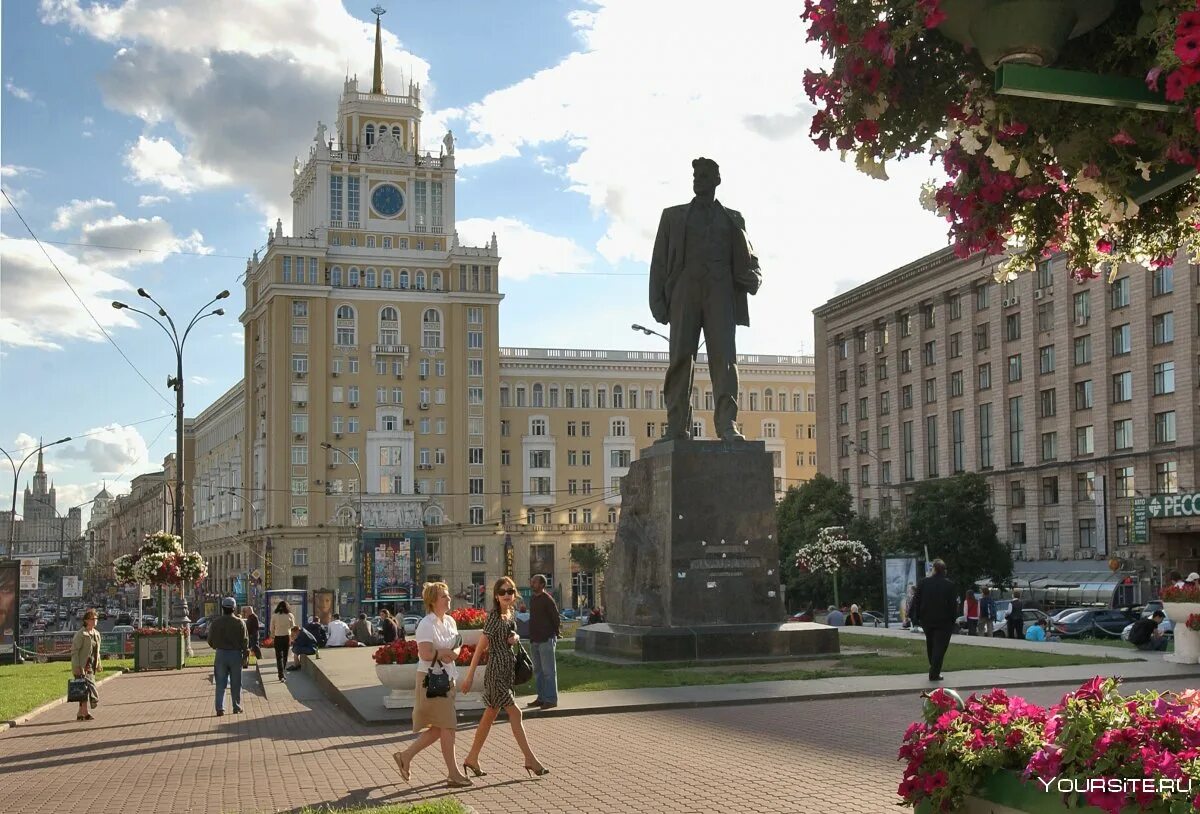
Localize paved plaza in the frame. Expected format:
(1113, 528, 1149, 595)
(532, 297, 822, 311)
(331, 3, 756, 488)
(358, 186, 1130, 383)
(0, 662, 1193, 814)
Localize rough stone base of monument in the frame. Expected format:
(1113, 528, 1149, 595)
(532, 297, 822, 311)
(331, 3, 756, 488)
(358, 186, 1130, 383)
(575, 621, 837, 663)
(577, 438, 838, 662)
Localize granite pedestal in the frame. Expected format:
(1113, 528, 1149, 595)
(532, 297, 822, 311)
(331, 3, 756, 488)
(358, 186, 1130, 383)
(576, 438, 838, 662)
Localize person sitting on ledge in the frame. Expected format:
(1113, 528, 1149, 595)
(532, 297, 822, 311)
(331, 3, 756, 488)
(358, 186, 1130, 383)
(1128, 611, 1169, 652)
(825, 605, 845, 626)
(287, 625, 319, 671)
(845, 604, 864, 626)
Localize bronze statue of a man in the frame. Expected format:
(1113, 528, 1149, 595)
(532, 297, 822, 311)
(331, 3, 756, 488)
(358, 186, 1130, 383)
(649, 157, 760, 442)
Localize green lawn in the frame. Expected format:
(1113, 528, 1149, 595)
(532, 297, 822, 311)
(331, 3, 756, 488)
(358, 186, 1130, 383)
(555, 633, 1134, 693)
(0, 651, 220, 723)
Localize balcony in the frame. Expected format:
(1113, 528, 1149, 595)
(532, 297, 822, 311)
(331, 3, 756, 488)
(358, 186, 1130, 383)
(372, 343, 410, 356)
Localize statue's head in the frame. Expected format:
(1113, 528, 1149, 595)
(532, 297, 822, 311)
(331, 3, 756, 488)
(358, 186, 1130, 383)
(692, 157, 720, 197)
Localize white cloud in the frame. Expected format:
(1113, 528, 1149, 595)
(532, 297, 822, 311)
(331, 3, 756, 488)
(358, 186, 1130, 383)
(0, 233, 136, 350)
(52, 198, 116, 231)
(76, 212, 212, 269)
(451, 1, 952, 351)
(1, 165, 42, 179)
(189, 375, 210, 385)
(456, 217, 592, 281)
(138, 194, 170, 207)
(43, 0, 439, 217)
(5, 78, 34, 101)
(58, 423, 152, 475)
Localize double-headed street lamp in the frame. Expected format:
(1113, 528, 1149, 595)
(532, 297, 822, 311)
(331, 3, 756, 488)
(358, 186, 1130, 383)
(321, 442, 363, 615)
(1, 437, 72, 560)
(113, 287, 229, 623)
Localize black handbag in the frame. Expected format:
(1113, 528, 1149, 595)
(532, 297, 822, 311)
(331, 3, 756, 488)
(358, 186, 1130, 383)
(423, 655, 452, 698)
(513, 643, 534, 685)
(67, 677, 89, 703)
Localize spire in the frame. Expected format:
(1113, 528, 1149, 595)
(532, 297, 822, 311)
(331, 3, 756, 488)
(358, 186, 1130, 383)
(371, 6, 387, 94)
(36, 441, 44, 475)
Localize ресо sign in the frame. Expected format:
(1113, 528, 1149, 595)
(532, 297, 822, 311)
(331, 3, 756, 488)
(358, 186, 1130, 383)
(1147, 493, 1200, 519)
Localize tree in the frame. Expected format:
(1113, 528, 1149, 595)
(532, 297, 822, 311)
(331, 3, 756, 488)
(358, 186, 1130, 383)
(777, 474, 853, 610)
(794, 527, 872, 608)
(901, 473, 1012, 593)
(569, 542, 611, 608)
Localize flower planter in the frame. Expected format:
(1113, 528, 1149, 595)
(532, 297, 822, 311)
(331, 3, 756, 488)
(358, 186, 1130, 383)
(375, 663, 419, 708)
(459, 629, 483, 647)
(132, 632, 185, 671)
(936, 0, 1118, 70)
(917, 771, 1139, 814)
(1163, 601, 1200, 664)
(462, 665, 486, 694)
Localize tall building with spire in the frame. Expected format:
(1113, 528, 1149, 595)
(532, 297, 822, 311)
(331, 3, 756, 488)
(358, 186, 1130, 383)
(0, 444, 82, 565)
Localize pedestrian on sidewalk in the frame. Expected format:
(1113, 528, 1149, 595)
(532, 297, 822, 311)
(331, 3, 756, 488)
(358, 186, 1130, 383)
(392, 581, 472, 789)
(270, 600, 295, 681)
(208, 597, 249, 716)
(527, 574, 560, 710)
(70, 609, 102, 721)
(460, 576, 550, 779)
(1006, 590, 1025, 640)
(845, 604, 863, 626)
(979, 588, 996, 638)
(910, 559, 956, 682)
(379, 608, 400, 644)
(963, 590, 980, 636)
(242, 606, 261, 662)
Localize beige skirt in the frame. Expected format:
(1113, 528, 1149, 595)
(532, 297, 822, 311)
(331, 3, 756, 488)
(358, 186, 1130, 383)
(412, 671, 457, 732)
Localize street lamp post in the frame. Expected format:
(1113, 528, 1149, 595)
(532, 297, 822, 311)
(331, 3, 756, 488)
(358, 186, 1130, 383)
(113, 287, 229, 626)
(632, 323, 702, 438)
(321, 443, 363, 616)
(218, 488, 264, 607)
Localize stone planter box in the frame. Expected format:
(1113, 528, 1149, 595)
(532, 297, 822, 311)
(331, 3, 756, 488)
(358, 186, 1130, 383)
(458, 629, 483, 647)
(376, 663, 420, 708)
(915, 770, 1139, 813)
(133, 632, 185, 672)
(1163, 601, 1200, 664)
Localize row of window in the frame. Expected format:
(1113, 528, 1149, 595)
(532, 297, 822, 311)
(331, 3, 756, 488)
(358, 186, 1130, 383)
(500, 382, 815, 412)
(835, 267, 1180, 358)
(839, 360, 1178, 424)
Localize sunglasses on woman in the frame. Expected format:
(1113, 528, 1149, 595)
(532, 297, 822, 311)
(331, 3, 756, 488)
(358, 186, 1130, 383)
(497, 589, 517, 596)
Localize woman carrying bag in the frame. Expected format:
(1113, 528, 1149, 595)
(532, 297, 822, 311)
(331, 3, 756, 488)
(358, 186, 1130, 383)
(270, 600, 295, 682)
(70, 608, 103, 721)
(392, 582, 472, 788)
(460, 576, 548, 778)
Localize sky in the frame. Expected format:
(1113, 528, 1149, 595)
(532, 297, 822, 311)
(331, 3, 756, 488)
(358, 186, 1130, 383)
(1, 0, 952, 522)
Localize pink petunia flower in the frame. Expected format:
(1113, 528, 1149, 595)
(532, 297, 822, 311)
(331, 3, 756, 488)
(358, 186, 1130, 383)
(1109, 130, 1136, 147)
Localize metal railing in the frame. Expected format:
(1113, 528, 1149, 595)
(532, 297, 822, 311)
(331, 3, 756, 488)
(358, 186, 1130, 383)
(16, 630, 136, 662)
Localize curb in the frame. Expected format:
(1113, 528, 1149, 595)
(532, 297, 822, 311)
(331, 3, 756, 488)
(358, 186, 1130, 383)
(1, 670, 126, 731)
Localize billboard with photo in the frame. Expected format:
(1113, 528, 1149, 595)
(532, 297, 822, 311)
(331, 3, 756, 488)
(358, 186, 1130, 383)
(62, 576, 83, 598)
(0, 562, 17, 656)
(885, 557, 919, 624)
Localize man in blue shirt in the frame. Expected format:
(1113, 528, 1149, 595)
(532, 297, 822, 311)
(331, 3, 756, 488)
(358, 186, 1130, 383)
(286, 625, 318, 671)
(1024, 620, 1047, 642)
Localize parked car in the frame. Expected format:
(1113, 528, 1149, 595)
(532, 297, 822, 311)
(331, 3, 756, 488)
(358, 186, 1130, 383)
(859, 610, 885, 627)
(96, 609, 108, 620)
(115, 613, 133, 626)
(191, 617, 209, 638)
(1052, 609, 1136, 639)
(1121, 605, 1174, 642)
(402, 615, 422, 637)
(111, 625, 135, 635)
(142, 614, 158, 625)
(560, 608, 578, 620)
(1049, 607, 1091, 623)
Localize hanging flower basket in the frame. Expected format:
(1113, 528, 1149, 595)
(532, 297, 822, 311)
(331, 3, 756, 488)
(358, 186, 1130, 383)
(803, 0, 1200, 282)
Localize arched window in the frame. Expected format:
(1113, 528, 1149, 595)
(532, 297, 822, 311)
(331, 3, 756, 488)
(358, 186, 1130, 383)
(365, 123, 375, 147)
(515, 385, 527, 407)
(597, 386, 608, 408)
(365, 268, 377, 288)
(424, 505, 443, 525)
(607, 507, 618, 524)
(392, 125, 402, 141)
(399, 270, 410, 289)
(422, 308, 442, 349)
(335, 305, 356, 346)
(348, 267, 360, 286)
(431, 270, 442, 291)
(330, 266, 343, 287)
(612, 385, 624, 408)
(381, 414, 399, 431)
(749, 391, 760, 411)
(415, 270, 426, 290)
(382, 269, 393, 288)
(379, 307, 399, 345)
(764, 388, 774, 411)
(532, 383, 544, 407)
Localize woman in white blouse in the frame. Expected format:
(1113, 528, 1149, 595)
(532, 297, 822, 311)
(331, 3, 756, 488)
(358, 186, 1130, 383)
(393, 581, 472, 787)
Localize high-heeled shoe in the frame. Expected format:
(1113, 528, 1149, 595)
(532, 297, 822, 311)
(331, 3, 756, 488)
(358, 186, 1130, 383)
(446, 774, 473, 788)
(393, 751, 411, 782)
(525, 762, 550, 777)
(462, 760, 487, 777)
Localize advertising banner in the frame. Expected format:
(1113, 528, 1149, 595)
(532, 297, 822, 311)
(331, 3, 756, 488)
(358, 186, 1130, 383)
(19, 558, 38, 591)
(373, 538, 413, 600)
(0, 562, 17, 655)
(62, 576, 83, 598)
(885, 557, 919, 624)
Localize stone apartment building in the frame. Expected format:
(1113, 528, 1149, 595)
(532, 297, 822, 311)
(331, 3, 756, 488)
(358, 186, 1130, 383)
(815, 247, 1200, 582)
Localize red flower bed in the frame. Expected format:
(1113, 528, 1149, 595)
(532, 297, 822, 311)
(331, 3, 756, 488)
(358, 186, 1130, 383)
(449, 607, 488, 630)
(372, 639, 420, 665)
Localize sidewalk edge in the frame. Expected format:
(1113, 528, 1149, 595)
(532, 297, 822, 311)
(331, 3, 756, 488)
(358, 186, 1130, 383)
(1, 670, 126, 731)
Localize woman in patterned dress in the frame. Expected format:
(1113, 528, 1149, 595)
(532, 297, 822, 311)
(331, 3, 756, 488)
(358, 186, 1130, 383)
(460, 576, 549, 778)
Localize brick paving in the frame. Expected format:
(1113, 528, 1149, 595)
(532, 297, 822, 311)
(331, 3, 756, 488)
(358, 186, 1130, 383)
(0, 665, 1191, 814)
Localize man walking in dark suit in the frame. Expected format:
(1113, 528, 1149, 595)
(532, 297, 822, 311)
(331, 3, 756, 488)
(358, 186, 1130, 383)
(910, 559, 957, 681)
(649, 157, 761, 442)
